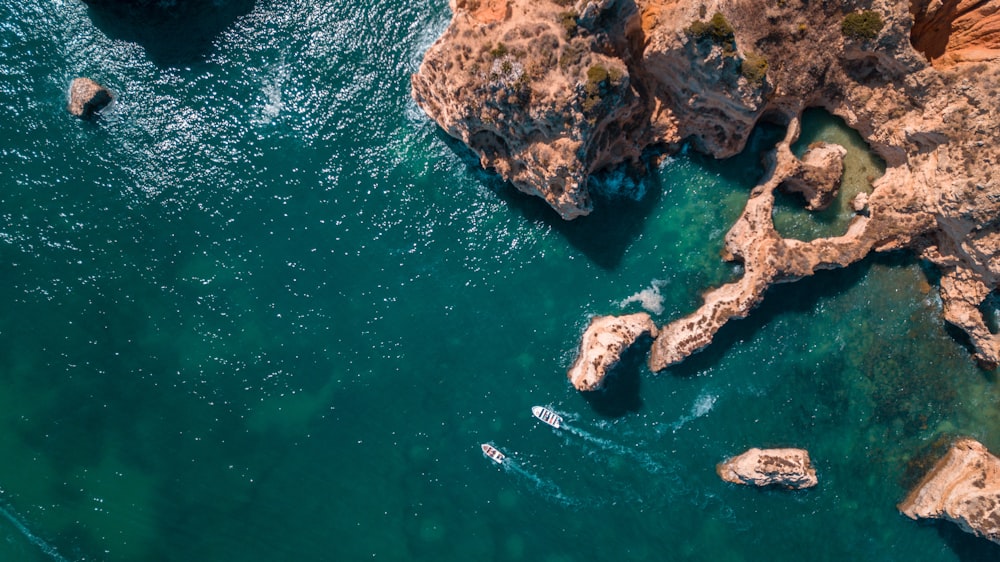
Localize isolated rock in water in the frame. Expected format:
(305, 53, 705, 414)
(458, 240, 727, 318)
(899, 438, 1000, 545)
(779, 142, 847, 211)
(68, 78, 112, 118)
(717, 448, 818, 489)
(567, 313, 657, 391)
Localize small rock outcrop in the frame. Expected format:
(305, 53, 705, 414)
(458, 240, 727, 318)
(67, 78, 112, 119)
(717, 448, 818, 490)
(899, 438, 1000, 546)
(779, 142, 847, 211)
(567, 313, 657, 391)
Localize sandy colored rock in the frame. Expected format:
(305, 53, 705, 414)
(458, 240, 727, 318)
(851, 191, 870, 213)
(415, 0, 1000, 370)
(899, 438, 1000, 545)
(454, 0, 510, 24)
(780, 142, 847, 211)
(68, 78, 112, 118)
(649, 124, 877, 369)
(567, 313, 657, 391)
(717, 448, 818, 489)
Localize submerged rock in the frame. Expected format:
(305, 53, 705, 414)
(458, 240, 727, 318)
(899, 438, 1000, 545)
(68, 78, 112, 119)
(567, 313, 657, 391)
(717, 448, 818, 490)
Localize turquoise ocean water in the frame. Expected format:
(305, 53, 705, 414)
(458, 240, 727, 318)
(2, 1, 1000, 560)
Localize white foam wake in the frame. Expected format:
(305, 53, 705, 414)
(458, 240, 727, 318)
(502, 459, 576, 506)
(618, 279, 669, 315)
(0, 501, 68, 562)
(669, 392, 718, 433)
(563, 425, 665, 474)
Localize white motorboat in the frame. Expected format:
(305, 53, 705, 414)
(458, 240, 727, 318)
(481, 443, 506, 464)
(531, 406, 563, 429)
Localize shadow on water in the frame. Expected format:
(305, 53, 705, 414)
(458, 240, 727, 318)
(580, 335, 650, 418)
(433, 111, 788, 270)
(686, 120, 786, 187)
(84, 0, 256, 65)
(937, 520, 1000, 561)
(944, 322, 982, 364)
(665, 252, 909, 377)
(508, 177, 662, 270)
(979, 290, 1000, 335)
(437, 130, 661, 270)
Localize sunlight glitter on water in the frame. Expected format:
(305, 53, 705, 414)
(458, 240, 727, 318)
(1, 1, 999, 561)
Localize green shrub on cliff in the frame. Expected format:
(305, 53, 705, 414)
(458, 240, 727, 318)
(686, 12, 735, 44)
(740, 51, 768, 86)
(559, 11, 578, 38)
(841, 10, 884, 40)
(582, 64, 610, 114)
(586, 64, 609, 86)
(686, 12, 736, 55)
(489, 43, 508, 58)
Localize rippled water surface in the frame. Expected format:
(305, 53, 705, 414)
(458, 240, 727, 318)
(2, 1, 1000, 560)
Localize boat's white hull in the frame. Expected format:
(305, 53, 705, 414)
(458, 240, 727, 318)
(481, 443, 505, 464)
(531, 406, 562, 429)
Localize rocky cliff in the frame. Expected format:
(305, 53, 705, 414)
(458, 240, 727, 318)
(899, 438, 1000, 545)
(910, 0, 1000, 67)
(413, 0, 1000, 369)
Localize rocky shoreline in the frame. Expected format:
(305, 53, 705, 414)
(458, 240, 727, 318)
(413, 0, 1000, 370)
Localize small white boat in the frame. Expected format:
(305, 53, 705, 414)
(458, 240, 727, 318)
(531, 406, 563, 429)
(481, 443, 506, 464)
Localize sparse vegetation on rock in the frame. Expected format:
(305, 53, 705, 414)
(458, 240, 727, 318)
(740, 51, 768, 86)
(841, 10, 884, 41)
(489, 42, 508, 58)
(559, 11, 578, 38)
(582, 64, 614, 114)
(686, 12, 735, 44)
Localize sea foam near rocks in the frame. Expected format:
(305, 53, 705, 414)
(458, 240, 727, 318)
(619, 279, 669, 315)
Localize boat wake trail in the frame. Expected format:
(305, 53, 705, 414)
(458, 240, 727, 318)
(561, 425, 665, 474)
(667, 392, 718, 434)
(0, 500, 68, 562)
(502, 460, 575, 506)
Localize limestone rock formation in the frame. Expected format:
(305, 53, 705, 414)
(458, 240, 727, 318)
(717, 447, 818, 490)
(67, 78, 113, 119)
(779, 142, 847, 211)
(567, 313, 657, 391)
(415, 0, 1000, 370)
(899, 438, 1000, 545)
